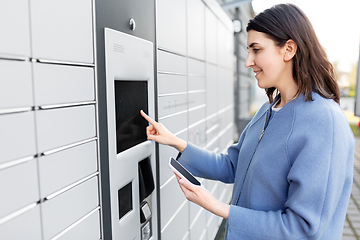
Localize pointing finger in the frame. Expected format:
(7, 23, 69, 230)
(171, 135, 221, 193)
(140, 110, 157, 126)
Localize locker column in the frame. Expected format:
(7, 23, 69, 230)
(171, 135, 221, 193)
(30, 0, 101, 239)
(0, 0, 102, 239)
(0, 0, 41, 239)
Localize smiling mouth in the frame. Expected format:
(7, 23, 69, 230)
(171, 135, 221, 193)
(254, 70, 262, 77)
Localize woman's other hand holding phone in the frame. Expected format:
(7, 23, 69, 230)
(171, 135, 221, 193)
(175, 174, 230, 220)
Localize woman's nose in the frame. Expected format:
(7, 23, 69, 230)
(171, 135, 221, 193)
(245, 54, 254, 68)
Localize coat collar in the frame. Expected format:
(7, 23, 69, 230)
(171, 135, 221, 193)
(267, 93, 306, 112)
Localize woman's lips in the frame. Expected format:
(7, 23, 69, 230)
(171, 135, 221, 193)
(254, 70, 261, 77)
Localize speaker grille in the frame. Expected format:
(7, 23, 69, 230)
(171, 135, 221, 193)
(114, 44, 124, 53)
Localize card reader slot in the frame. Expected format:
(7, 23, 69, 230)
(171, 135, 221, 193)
(138, 157, 155, 203)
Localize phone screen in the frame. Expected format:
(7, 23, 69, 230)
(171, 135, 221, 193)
(170, 158, 201, 186)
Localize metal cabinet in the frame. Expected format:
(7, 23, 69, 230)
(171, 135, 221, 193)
(0, 112, 36, 165)
(0, 60, 33, 110)
(0, 206, 42, 240)
(36, 105, 96, 153)
(158, 95, 188, 119)
(189, 207, 206, 240)
(160, 178, 188, 233)
(205, 8, 218, 65)
(157, 0, 187, 55)
(188, 58, 205, 78)
(158, 74, 187, 95)
(0, 0, 31, 57)
(39, 141, 98, 198)
(33, 64, 95, 106)
(187, 0, 205, 60)
(158, 51, 187, 74)
(0, 160, 39, 219)
(206, 63, 218, 116)
(41, 177, 99, 240)
(55, 210, 100, 240)
(30, 0, 94, 63)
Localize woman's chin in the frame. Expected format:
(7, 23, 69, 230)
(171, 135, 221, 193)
(257, 82, 266, 89)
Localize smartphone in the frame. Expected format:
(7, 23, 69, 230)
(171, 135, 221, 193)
(168, 157, 201, 186)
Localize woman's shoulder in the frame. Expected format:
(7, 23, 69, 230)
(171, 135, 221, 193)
(294, 93, 348, 128)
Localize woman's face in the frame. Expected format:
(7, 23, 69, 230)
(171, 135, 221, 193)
(245, 30, 287, 89)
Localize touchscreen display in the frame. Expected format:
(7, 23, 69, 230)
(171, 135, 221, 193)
(114, 80, 148, 153)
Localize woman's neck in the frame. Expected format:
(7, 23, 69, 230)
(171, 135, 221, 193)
(276, 79, 299, 108)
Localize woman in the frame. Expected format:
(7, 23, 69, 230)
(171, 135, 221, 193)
(141, 4, 355, 239)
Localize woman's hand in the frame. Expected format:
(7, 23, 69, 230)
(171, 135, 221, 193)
(140, 110, 187, 152)
(175, 174, 230, 220)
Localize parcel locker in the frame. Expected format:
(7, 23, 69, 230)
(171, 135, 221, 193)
(0, 0, 31, 57)
(38, 141, 98, 198)
(41, 177, 99, 240)
(188, 76, 206, 93)
(189, 207, 206, 240)
(36, 105, 96, 153)
(0, 60, 33, 110)
(158, 95, 188, 119)
(0, 160, 39, 219)
(54, 210, 101, 240)
(188, 123, 207, 147)
(30, 0, 94, 63)
(0, 112, 36, 165)
(157, 51, 187, 74)
(158, 74, 187, 95)
(33, 64, 95, 106)
(206, 63, 219, 116)
(160, 201, 189, 240)
(187, 0, 205, 60)
(205, 7, 218, 65)
(188, 58, 205, 76)
(0, 206, 42, 240)
(160, 177, 188, 230)
(157, 0, 187, 55)
(217, 22, 228, 69)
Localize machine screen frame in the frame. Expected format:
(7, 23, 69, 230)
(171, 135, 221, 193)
(104, 28, 157, 240)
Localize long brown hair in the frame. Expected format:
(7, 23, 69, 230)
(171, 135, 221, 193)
(246, 4, 340, 104)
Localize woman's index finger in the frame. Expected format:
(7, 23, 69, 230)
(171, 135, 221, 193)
(140, 110, 157, 125)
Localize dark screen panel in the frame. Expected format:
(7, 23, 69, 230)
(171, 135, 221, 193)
(114, 81, 148, 153)
(118, 182, 132, 220)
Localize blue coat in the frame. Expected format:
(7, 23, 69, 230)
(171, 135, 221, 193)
(178, 93, 355, 239)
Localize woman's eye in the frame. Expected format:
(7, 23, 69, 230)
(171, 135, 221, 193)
(253, 48, 260, 53)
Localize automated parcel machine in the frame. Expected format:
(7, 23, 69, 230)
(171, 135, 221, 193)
(105, 28, 157, 240)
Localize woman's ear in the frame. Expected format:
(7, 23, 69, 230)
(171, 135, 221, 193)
(284, 39, 297, 62)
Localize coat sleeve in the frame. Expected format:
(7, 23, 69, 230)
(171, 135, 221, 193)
(226, 102, 355, 239)
(177, 102, 267, 183)
(177, 122, 250, 183)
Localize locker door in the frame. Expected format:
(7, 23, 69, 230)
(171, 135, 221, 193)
(0, 0, 31, 57)
(30, 0, 94, 63)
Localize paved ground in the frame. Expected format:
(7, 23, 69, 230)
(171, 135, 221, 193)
(343, 137, 360, 239)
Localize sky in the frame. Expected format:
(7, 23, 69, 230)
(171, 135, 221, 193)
(251, 0, 360, 73)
